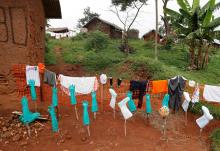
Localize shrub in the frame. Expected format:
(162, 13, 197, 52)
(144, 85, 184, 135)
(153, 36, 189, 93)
(84, 30, 109, 51)
(210, 128, 220, 151)
(189, 101, 220, 120)
(125, 56, 167, 79)
(72, 32, 88, 41)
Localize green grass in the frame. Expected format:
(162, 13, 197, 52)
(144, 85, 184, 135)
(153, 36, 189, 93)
(210, 128, 220, 151)
(45, 38, 220, 84)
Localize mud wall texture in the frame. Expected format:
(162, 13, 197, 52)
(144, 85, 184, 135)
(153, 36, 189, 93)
(0, 0, 45, 94)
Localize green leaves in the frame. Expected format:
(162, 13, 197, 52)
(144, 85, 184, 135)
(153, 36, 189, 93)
(177, 0, 189, 12)
(203, 0, 216, 27)
(192, 0, 200, 13)
(207, 17, 220, 29)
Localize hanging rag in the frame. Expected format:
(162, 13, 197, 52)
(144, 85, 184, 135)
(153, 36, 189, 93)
(26, 65, 40, 87)
(203, 85, 220, 103)
(44, 69, 56, 86)
(129, 80, 148, 108)
(191, 83, 200, 103)
(59, 75, 99, 95)
(168, 76, 186, 112)
(152, 80, 168, 94)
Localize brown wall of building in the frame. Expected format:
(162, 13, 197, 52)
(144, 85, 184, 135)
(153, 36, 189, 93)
(0, 0, 45, 93)
(86, 19, 111, 36)
(143, 31, 160, 43)
(86, 19, 122, 39)
(110, 28, 122, 39)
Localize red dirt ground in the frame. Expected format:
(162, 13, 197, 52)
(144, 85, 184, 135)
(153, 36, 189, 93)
(0, 92, 220, 151)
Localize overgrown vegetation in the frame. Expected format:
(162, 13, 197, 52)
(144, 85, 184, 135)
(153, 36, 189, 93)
(45, 33, 220, 84)
(210, 128, 220, 151)
(189, 102, 220, 119)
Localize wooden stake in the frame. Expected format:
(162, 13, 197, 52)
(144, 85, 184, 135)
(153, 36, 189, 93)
(87, 125, 91, 137)
(74, 105, 79, 120)
(34, 101, 37, 112)
(94, 112, 96, 120)
(40, 73, 44, 102)
(101, 84, 104, 112)
(124, 120, 127, 136)
(113, 109, 116, 119)
(26, 124, 31, 137)
(185, 112, 188, 126)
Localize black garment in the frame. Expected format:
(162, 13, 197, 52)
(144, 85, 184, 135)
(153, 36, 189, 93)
(44, 70, 56, 86)
(130, 80, 148, 108)
(168, 76, 186, 112)
(109, 77, 113, 87)
(117, 78, 122, 87)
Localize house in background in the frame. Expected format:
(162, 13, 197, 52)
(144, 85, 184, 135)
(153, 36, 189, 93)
(47, 27, 76, 39)
(142, 30, 163, 43)
(0, 0, 62, 94)
(83, 17, 123, 39)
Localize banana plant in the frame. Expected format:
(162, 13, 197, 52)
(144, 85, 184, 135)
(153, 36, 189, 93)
(166, 0, 220, 69)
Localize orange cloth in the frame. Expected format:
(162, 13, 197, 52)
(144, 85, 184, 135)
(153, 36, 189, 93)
(152, 80, 168, 94)
(38, 63, 45, 74)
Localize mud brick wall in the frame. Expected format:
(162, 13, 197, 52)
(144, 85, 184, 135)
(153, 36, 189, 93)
(0, 0, 45, 94)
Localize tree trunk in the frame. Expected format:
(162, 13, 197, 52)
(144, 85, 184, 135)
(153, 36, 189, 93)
(202, 45, 210, 69)
(162, 0, 170, 37)
(197, 40, 203, 69)
(122, 31, 129, 54)
(189, 44, 196, 69)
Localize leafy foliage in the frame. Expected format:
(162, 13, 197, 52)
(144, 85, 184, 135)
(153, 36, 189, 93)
(210, 128, 220, 151)
(84, 31, 110, 51)
(77, 7, 100, 28)
(111, 0, 147, 10)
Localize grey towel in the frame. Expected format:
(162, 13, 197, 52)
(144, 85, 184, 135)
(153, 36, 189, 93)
(44, 70, 56, 86)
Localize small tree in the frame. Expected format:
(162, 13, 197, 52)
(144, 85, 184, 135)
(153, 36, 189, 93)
(111, 0, 147, 54)
(77, 7, 100, 28)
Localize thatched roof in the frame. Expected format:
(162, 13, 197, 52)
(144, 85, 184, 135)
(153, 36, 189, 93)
(42, 0, 62, 19)
(83, 17, 123, 31)
(47, 27, 69, 33)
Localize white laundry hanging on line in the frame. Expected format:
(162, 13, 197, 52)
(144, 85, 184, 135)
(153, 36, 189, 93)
(182, 92, 191, 112)
(118, 97, 133, 120)
(109, 88, 117, 109)
(203, 85, 220, 103)
(26, 65, 40, 87)
(196, 106, 213, 129)
(59, 74, 97, 95)
(191, 83, 200, 103)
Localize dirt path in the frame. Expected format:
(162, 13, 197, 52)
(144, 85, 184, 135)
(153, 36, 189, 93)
(0, 93, 219, 151)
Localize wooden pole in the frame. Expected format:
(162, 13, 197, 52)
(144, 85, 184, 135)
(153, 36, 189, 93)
(34, 101, 37, 112)
(124, 120, 127, 136)
(74, 105, 79, 120)
(185, 112, 188, 126)
(101, 84, 104, 112)
(113, 109, 116, 119)
(155, 0, 158, 60)
(26, 124, 31, 137)
(40, 73, 44, 102)
(94, 112, 96, 120)
(87, 125, 91, 137)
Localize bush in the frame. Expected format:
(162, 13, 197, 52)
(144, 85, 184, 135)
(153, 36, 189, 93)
(189, 101, 220, 120)
(72, 32, 88, 41)
(210, 128, 220, 151)
(125, 56, 167, 79)
(84, 30, 109, 51)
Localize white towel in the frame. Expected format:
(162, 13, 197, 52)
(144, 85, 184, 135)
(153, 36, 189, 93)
(118, 97, 132, 120)
(196, 106, 213, 129)
(59, 74, 96, 95)
(109, 89, 117, 109)
(203, 85, 220, 103)
(191, 84, 200, 103)
(182, 92, 191, 112)
(26, 66, 40, 87)
(189, 80, 196, 87)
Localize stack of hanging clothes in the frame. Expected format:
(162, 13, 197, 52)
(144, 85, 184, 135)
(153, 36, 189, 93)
(129, 80, 149, 108)
(168, 76, 186, 112)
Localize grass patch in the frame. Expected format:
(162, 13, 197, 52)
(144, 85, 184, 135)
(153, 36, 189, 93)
(210, 128, 220, 151)
(45, 37, 220, 84)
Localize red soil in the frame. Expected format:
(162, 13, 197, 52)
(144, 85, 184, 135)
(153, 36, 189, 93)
(0, 92, 219, 151)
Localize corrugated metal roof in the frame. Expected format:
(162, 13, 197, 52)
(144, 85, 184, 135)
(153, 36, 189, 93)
(42, 0, 62, 19)
(47, 27, 69, 33)
(83, 17, 123, 31)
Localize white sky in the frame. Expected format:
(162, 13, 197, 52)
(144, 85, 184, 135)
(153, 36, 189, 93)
(50, 0, 220, 37)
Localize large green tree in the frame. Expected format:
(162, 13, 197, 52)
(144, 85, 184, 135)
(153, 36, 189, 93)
(166, 0, 220, 69)
(77, 7, 100, 28)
